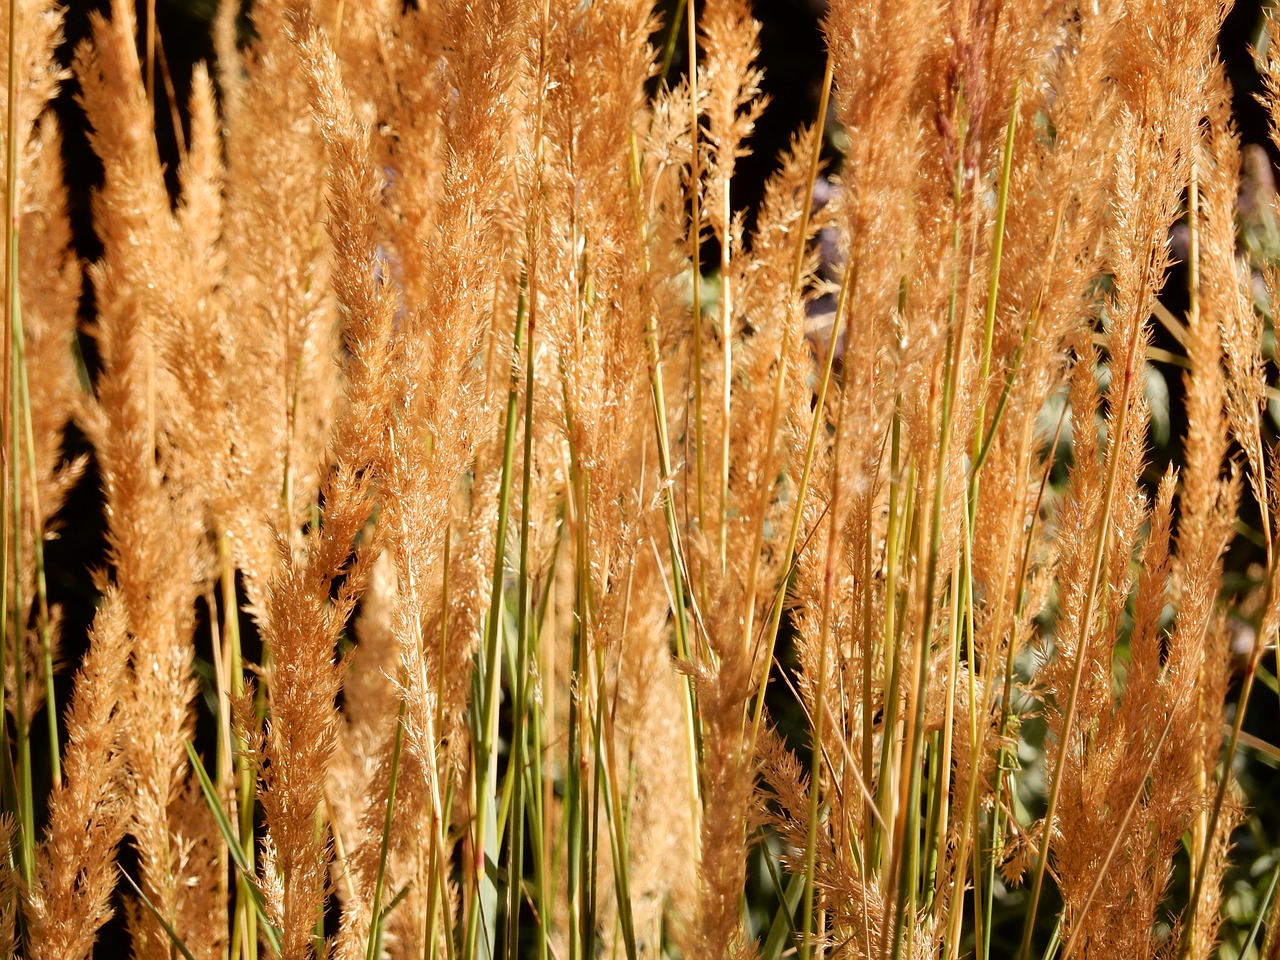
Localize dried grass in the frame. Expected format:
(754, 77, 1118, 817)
(0, 0, 1275, 958)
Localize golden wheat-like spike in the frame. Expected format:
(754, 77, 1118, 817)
(1032, 5, 1229, 955)
(74, 5, 216, 954)
(25, 589, 131, 960)
(219, 0, 339, 608)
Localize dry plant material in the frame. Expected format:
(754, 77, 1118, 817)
(0, 0, 1277, 958)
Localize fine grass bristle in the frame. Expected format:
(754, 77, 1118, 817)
(3, 0, 1280, 958)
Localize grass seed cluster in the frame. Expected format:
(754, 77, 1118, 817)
(0, 0, 1276, 958)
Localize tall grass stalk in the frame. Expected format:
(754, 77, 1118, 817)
(14, 307, 58, 787)
(1017, 194, 1159, 960)
(1, 1, 1276, 958)
(465, 287, 528, 960)
(2, 0, 32, 886)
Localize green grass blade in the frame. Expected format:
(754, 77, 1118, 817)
(760, 862, 803, 960)
(1243, 860, 1280, 959)
(366, 699, 408, 960)
(185, 740, 284, 955)
(120, 867, 200, 960)
(186, 740, 249, 874)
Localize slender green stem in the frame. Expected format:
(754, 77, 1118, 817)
(2, 0, 32, 886)
(942, 82, 1017, 960)
(366, 699, 407, 960)
(941, 486, 981, 960)
(121, 867, 199, 960)
(465, 287, 527, 960)
(859, 499, 876, 857)
(922, 725, 943, 907)
(509, 0, 550, 940)
(524, 686, 550, 960)
(975, 81, 1020, 447)
(926, 559, 965, 912)
(506, 262, 537, 959)
(627, 125, 702, 837)
(1246, 860, 1280, 960)
(425, 531, 457, 960)
(739, 56, 833, 661)
(562, 442, 590, 960)
(8, 302, 30, 886)
(797, 367, 852, 960)
(657, 0, 688, 85)
(873, 411, 905, 873)
(594, 651, 638, 960)
(747, 184, 854, 761)
(971, 306, 1039, 475)
(890, 105, 971, 960)
(585, 679, 601, 960)
(224, 539, 256, 960)
(1039, 914, 1063, 960)
(186, 741, 282, 954)
(10, 299, 57, 783)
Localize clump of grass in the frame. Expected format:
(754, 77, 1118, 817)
(0, 0, 1279, 958)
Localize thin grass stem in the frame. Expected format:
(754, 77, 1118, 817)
(1018, 246, 1158, 960)
(465, 286, 527, 960)
(13, 306, 57, 783)
(740, 56, 833, 661)
(366, 698, 407, 960)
